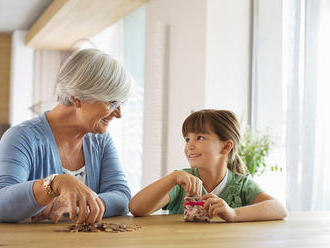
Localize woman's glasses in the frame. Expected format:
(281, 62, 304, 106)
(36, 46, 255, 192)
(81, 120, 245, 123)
(108, 101, 121, 111)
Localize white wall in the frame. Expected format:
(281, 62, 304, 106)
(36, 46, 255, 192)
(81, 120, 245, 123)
(206, 0, 251, 122)
(143, 0, 207, 185)
(165, 1, 207, 173)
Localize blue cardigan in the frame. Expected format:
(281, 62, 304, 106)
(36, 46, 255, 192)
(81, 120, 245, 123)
(0, 113, 131, 222)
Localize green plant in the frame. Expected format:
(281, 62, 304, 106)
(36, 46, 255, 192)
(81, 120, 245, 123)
(238, 129, 282, 177)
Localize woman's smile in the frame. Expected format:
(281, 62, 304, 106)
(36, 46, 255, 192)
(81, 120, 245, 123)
(101, 118, 111, 126)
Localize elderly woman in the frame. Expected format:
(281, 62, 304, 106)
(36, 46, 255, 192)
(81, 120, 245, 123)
(0, 48, 133, 224)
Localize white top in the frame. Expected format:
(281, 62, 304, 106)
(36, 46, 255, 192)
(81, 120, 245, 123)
(208, 169, 228, 195)
(62, 166, 87, 185)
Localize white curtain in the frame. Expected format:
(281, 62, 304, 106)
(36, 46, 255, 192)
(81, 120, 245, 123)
(285, 0, 330, 210)
(31, 50, 67, 116)
(9, 31, 34, 125)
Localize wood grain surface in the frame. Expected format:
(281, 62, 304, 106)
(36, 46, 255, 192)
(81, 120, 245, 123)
(1, 212, 330, 248)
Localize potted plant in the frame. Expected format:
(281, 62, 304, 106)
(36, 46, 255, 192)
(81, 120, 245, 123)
(238, 129, 281, 177)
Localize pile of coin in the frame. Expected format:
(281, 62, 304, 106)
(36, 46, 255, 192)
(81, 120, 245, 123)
(67, 223, 141, 233)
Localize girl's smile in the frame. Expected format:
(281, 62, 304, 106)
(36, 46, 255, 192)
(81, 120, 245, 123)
(184, 132, 224, 169)
(187, 153, 202, 159)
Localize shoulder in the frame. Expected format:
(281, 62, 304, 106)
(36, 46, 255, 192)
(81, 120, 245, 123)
(224, 170, 260, 195)
(83, 132, 118, 158)
(228, 170, 253, 185)
(221, 170, 262, 207)
(228, 170, 262, 198)
(0, 115, 49, 146)
(84, 132, 115, 147)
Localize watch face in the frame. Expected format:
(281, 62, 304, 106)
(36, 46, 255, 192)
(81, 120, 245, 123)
(42, 174, 58, 198)
(43, 175, 52, 185)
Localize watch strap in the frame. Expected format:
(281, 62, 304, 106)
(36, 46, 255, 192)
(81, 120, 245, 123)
(42, 174, 59, 198)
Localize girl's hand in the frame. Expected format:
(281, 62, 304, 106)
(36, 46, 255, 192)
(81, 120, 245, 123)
(51, 174, 105, 224)
(201, 193, 237, 222)
(175, 171, 203, 196)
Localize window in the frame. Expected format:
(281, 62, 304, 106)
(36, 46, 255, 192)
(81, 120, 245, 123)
(90, 7, 145, 196)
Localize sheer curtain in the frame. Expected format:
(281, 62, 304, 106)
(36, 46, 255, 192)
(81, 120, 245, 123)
(285, 0, 330, 210)
(31, 50, 67, 116)
(90, 7, 145, 196)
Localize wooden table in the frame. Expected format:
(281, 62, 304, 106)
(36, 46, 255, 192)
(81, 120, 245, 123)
(1, 212, 330, 248)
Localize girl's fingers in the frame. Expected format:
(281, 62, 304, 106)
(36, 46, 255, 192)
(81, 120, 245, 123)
(178, 172, 204, 196)
(195, 178, 202, 196)
(184, 176, 192, 195)
(201, 193, 216, 201)
(188, 176, 193, 195)
(186, 176, 202, 196)
(204, 197, 222, 210)
(190, 177, 196, 195)
(201, 193, 211, 201)
(193, 181, 198, 195)
(210, 205, 224, 218)
(198, 179, 203, 196)
(195, 180, 201, 196)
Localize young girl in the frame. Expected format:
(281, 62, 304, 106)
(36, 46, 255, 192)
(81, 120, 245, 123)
(129, 109, 288, 222)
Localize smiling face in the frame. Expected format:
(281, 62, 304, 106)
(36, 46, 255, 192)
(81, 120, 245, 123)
(77, 100, 121, 133)
(182, 109, 244, 174)
(184, 130, 225, 169)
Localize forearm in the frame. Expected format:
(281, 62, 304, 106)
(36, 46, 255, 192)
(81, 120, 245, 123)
(0, 181, 45, 222)
(99, 190, 130, 217)
(234, 199, 288, 222)
(129, 172, 177, 216)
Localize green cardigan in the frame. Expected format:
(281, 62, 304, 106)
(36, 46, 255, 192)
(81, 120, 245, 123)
(163, 168, 263, 214)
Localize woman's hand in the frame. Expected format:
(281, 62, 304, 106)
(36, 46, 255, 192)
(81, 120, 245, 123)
(51, 174, 105, 224)
(201, 193, 237, 222)
(31, 195, 73, 223)
(175, 171, 203, 196)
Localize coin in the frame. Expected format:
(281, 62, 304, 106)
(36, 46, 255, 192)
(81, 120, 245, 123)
(66, 222, 141, 233)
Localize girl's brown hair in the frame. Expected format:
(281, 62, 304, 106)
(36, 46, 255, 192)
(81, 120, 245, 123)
(182, 109, 247, 175)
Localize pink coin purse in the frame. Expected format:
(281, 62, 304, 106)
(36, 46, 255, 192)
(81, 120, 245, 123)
(183, 196, 210, 222)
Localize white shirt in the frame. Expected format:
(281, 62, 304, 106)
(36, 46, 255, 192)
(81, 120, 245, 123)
(62, 166, 87, 185)
(208, 169, 228, 195)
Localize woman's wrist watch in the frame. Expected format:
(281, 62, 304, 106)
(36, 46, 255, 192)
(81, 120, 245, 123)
(43, 174, 59, 198)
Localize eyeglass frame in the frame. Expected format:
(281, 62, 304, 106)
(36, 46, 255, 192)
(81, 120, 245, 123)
(107, 101, 122, 111)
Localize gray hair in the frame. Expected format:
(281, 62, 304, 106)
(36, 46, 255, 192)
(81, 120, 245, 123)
(56, 48, 134, 105)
